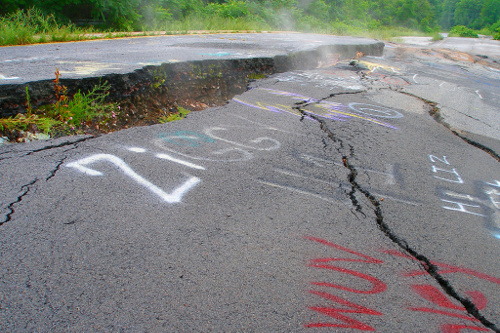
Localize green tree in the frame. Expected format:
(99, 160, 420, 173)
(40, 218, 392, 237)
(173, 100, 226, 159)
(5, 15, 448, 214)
(305, 0, 330, 21)
(454, 0, 484, 28)
(323, 0, 346, 21)
(479, 0, 500, 26)
(439, 0, 459, 29)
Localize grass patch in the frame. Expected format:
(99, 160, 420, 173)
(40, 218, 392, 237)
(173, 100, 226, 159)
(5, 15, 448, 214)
(248, 73, 267, 80)
(1, 6, 445, 46)
(159, 106, 191, 123)
(431, 32, 444, 41)
(0, 8, 94, 46)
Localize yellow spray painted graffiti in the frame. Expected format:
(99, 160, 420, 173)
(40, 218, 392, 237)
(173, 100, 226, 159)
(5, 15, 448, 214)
(358, 61, 401, 74)
(233, 89, 403, 130)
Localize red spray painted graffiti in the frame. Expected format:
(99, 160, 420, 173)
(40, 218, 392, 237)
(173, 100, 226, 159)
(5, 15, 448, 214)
(307, 236, 386, 295)
(305, 236, 386, 330)
(306, 290, 383, 331)
(306, 237, 499, 332)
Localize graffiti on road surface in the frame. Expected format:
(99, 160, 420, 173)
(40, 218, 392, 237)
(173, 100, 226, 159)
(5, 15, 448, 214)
(429, 154, 500, 238)
(233, 89, 403, 130)
(153, 127, 281, 162)
(66, 153, 202, 204)
(305, 236, 499, 332)
(66, 126, 282, 203)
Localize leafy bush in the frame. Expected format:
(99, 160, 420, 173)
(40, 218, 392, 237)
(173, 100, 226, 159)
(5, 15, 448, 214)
(494, 21, 500, 40)
(449, 25, 479, 38)
(494, 28, 500, 40)
(431, 31, 444, 41)
(220, 1, 249, 19)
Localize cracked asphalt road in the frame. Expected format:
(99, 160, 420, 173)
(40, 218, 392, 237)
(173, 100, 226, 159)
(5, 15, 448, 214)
(1, 37, 500, 331)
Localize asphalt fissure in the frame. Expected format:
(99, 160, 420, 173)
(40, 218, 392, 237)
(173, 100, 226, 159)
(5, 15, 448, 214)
(1, 178, 38, 225)
(297, 98, 500, 332)
(25, 136, 94, 156)
(400, 91, 500, 164)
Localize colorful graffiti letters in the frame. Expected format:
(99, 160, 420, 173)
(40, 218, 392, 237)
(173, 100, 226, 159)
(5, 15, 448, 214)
(204, 127, 281, 151)
(155, 126, 281, 162)
(408, 284, 487, 321)
(306, 290, 383, 330)
(306, 237, 500, 332)
(233, 88, 402, 130)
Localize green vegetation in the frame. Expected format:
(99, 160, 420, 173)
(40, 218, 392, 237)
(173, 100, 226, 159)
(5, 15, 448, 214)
(159, 106, 191, 123)
(2, 0, 500, 46)
(248, 73, 267, 80)
(430, 31, 444, 41)
(449, 25, 478, 37)
(0, 69, 119, 141)
(0, 8, 95, 45)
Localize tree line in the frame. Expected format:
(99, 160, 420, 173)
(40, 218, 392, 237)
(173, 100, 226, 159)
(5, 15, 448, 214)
(2, 0, 500, 34)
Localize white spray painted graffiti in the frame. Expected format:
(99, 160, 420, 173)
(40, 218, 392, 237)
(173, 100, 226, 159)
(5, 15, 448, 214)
(66, 153, 201, 204)
(155, 153, 206, 170)
(300, 153, 400, 186)
(257, 152, 419, 208)
(126, 146, 206, 170)
(429, 154, 500, 238)
(485, 180, 500, 209)
(431, 165, 464, 184)
(0, 73, 20, 80)
(67, 126, 283, 204)
(348, 103, 403, 119)
(410, 75, 494, 101)
(273, 70, 365, 91)
(429, 155, 464, 184)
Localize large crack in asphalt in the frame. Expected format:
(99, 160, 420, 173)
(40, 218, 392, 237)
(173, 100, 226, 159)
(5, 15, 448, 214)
(24, 135, 93, 156)
(0, 136, 94, 162)
(348, 51, 500, 164)
(1, 136, 89, 223)
(399, 91, 500, 164)
(1, 178, 38, 226)
(294, 97, 500, 332)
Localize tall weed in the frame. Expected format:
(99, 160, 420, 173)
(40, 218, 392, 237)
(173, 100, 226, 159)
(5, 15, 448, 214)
(0, 69, 118, 141)
(0, 8, 93, 46)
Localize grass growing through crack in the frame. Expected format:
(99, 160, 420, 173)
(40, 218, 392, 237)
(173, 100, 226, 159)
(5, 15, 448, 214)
(0, 69, 120, 142)
(36, 70, 118, 131)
